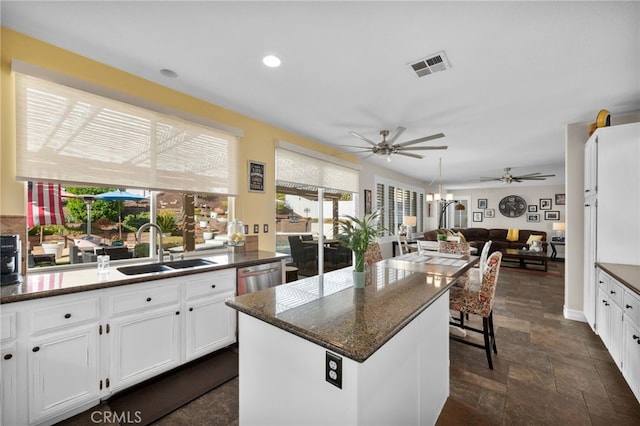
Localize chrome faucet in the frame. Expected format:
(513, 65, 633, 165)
(136, 223, 164, 263)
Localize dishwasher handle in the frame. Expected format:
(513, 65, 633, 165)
(238, 266, 281, 277)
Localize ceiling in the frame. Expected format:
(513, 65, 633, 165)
(2, 1, 639, 190)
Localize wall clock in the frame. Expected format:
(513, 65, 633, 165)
(499, 195, 527, 218)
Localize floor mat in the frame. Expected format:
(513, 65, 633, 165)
(108, 348, 238, 425)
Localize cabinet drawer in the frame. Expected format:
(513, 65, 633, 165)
(185, 270, 235, 300)
(608, 280, 625, 307)
(1, 312, 16, 342)
(623, 290, 640, 326)
(30, 298, 99, 335)
(108, 281, 180, 316)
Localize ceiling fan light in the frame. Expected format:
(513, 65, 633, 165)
(446, 193, 454, 201)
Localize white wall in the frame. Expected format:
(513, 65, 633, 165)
(446, 185, 566, 234)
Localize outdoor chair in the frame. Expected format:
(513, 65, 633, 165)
(288, 235, 316, 275)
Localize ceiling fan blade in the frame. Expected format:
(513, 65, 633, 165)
(480, 177, 502, 182)
(349, 131, 378, 146)
(395, 152, 424, 159)
(517, 175, 556, 179)
(387, 126, 406, 144)
(514, 172, 543, 177)
(398, 145, 448, 151)
(337, 144, 378, 149)
(397, 133, 445, 147)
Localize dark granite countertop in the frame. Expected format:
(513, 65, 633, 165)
(596, 263, 640, 295)
(226, 254, 478, 362)
(1, 251, 286, 304)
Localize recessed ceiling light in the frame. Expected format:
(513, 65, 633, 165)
(160, 69, 178, 78)
(262, 55, 281, 68)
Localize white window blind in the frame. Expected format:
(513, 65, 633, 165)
(376, 181, 424, 236)
(15, 73, 239, 195)
(275, 142, 359, 193)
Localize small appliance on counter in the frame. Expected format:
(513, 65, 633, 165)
(1, 234, 22, 285)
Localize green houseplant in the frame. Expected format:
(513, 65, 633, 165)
(339, 211, 381, 288)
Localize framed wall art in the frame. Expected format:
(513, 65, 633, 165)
(364, 189, 372, 214)
(473, 211, 483, 222)
(539, 198, 552, 210)
(484, 208, 495, 218)
(555, 193, 566, 205)
(544, 210, 560, 221)
(248, 160, 265, 193)
(478, 199, 488, 209)
(528, 205, 538, 212)
(526, 214, 540, 223)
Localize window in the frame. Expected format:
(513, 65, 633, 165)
(375, 180, 424, 238)
(275, 141, 359, 276)
(27, 183, 230, 269)
(14, 64, 239, 269)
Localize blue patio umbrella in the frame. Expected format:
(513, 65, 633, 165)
(95, 190, 148, 239)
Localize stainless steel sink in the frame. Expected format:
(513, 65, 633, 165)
(117, 264, 174, 275)
(116, 258, 216, 275)
(165, 258, 216, 269)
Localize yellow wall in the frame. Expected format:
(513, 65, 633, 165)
(0, 28, 356, 250)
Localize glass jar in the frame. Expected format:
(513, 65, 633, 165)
(227, 219, 246, 247)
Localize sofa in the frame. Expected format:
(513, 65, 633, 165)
(423, 228, 548, 255)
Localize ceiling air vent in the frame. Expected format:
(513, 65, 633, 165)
(409, 51, 451, 77)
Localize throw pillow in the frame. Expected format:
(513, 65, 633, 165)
(506, 228, 519, 242)
(456, 231, 467, 243)
(526, 234, 543, 245)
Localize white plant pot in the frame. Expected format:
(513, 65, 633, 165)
(203, 232, 214, 240)
(199, 221, 209, 228)
(42, 242, 64, 258)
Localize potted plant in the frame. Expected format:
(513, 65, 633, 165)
(202, 226, 215, 240)
(339, 211, 380, 288)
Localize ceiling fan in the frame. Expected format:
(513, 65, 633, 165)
(340, 126, 447, 161)
(481, 167, 556, 184)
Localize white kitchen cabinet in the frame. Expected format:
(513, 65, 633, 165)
(26, 293, 102, 425)
(583, 197, 597, 330)
(596, 123, 640, 265)
(622, 289, 640, 402)
(597, 285, 611, 348)
(184, 270, 236, 361)
(1, 309, 19, 426)
(106, 279, 182, 392)
(584, 133, 598, 196)
(28, 324, 101, 424)
(622, 319, 640, 401)
(3, 263, 242, 425)
(596, 271, 624, 368)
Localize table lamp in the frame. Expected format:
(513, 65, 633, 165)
(552, 222, 565, 240)
(401, 216, 417, 238)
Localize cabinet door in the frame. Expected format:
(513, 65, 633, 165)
(28, 325, 100, 425)
(597, 123, 640, 264)
(584, 205, 597, 330)
(185, 293, 236, 361)
(622, 320, 640, 402)
(1, 342, 19, 426)
(609, 301, 623, 368)
(597, 287, 610, 347)
(108, 307, 181, 392)
(584, 134, 598, 196)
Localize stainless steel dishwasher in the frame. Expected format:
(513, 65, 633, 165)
(237, 261, 283, 295)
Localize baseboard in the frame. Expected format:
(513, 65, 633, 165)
(563, 306, 586, 322)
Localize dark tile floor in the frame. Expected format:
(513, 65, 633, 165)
(61, 262, 640, 425)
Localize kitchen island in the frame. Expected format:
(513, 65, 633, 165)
(226, 253, 478, 426)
